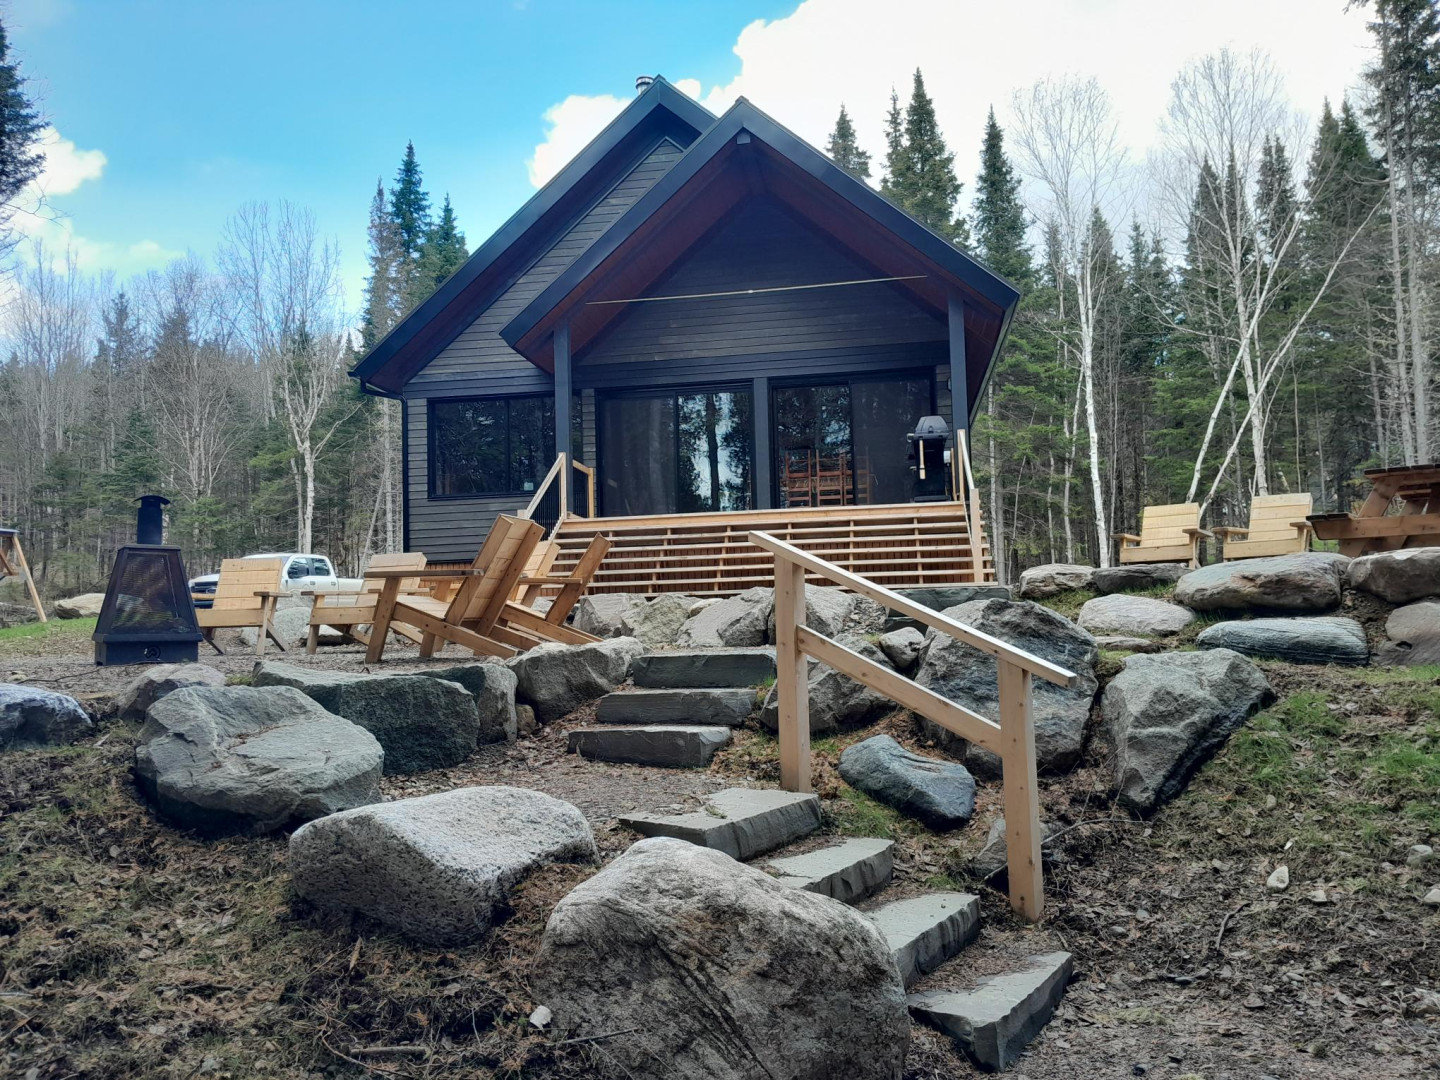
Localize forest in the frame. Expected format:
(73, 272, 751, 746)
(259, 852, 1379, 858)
(1, 1, 1438, 591)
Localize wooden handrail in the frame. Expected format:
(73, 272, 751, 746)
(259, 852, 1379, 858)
(752, 528, 1074, 923)
(520, 454, 567, 520)
(519, 453, 597, 524)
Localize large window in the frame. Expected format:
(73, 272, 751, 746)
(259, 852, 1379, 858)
(773, 374, 932, 507)
(430, 395, 555, 497)
(599, 388, 753, 516)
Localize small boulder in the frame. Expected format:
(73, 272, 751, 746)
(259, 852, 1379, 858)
(879, 627, 925, 671)
(1091, 563, 1192, 594)
(290, 786, 597, 945)
(1093, 635, 1167, 654)
(675, 587, 773, 647)
(1376, 600, 1440, 666)
(838, 734, 977, 829)
(572, 594, 646, 638)
(134, 685, 382, 834)
(53, 592, 105, 619)
(516, 704, 538, 737)
(507, 637, 645, 723)
(1104, 649, 1274, 814)
(885, 585, 1011, 633)
(239, 605, 312, 648)
(913, 599, 1099, 775)
(1196, 616, 1368, 665)
(619, 593, 697, 646)
(252, 661, 479, 773)
(0, 684, 92, 750)
(1347, 547, 1440, 604)
(1173, 552, 1350, 613)
(534, 836, 908, 1080)
(1016, 563, 1095, 600)
(1077, 594, 1195, 637)
(113, 663, 226, 722)
(758, 633, 895, 736)
(406, 663, 517, 744)
(969, 816, 1062, 880)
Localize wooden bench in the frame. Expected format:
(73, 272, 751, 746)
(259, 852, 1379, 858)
(195, 557, 286, 656)
(305, 552, 427, 653)
(1114, 503, 1211, 568)
(1213, 493, 1312, 560)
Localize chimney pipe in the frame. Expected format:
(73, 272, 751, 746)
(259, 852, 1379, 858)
(635, 74, 654, 95)
(136, 494, 170, 546)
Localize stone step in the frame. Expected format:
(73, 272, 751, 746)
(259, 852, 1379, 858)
(762, 837, 894, 904)
(568, 725, 732, 768)
(907, 952, 1074, 1072)
(618, 787, 821, 861)
(596, 687, 756, 727)
(867, 892, 981, 989)
(632, 648, 776, 689)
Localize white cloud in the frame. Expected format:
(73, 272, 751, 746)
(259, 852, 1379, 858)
(527, 0, 1371, 197)
(30, 126, 106, 197)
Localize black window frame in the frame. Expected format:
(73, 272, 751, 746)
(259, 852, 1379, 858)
(427, 394, 556, 500)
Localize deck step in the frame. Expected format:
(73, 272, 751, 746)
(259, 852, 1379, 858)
(596, 687, 757, 726)
(632, 649, 777, 689)
(868, 892, 981, 989)
(568, 725, 732, 768)
(618, 787, 821, 860)
(908, 952, 1074, 1071)
(763, 838, 894, 904)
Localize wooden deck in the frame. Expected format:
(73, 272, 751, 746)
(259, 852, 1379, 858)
(545, 501, 992, 597)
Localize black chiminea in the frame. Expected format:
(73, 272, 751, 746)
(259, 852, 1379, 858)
(93, 495, 203, 666)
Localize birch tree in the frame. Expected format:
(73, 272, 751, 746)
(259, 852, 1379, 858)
(1011, 75, 1128, 566)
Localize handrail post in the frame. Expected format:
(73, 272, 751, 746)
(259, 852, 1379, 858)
(774, 555, 810, 793)
(998, 657, 1043, 921)
(558, 452, 569, 519)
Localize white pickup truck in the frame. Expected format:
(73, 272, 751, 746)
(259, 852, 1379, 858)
(189, 553, 363, 608)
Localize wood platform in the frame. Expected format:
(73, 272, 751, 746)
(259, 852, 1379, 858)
(546, 502, 992, 597)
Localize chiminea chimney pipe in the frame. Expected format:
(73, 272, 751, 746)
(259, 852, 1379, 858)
(635, 74, 654, 94)
(136, 495, 170, 546)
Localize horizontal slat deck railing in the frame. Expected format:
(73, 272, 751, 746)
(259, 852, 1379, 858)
(751, 530, 1076, 923)
(549, 501, 992, 596)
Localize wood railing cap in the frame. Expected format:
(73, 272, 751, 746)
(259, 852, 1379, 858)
(748, 529, 1079, 688)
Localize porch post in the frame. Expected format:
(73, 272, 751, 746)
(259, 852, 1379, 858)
(753, 376, 772, 509)
(554, 319, 573, 463)
(948, 293, 969, 433)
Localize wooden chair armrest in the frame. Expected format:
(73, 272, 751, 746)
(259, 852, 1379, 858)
(1211, 527, 1247, 538)
(517, 574, 585, 586)
(1290, 521, 1313, 532)
(1182, 527, 1214, 538)
(253, 590, 286, 598)
(368, 568, 484, 579)
(1112, 532, 1141, 543)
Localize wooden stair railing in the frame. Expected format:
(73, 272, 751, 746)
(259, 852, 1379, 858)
(518, 452, 597, 529)
(750, 530, 1078, 923)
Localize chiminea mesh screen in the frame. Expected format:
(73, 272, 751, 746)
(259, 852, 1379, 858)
(107, 549, 193, 635)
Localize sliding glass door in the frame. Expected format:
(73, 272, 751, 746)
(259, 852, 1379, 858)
(599, 388, 753, 516)
(773, 374, 932, 507)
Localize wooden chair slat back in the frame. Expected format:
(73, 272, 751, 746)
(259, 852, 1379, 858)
(514, 540, 561, 604)
(213, 558, 282, 611)
(448, 516, 544, 628)
(363, 552, 427, 594)
(1139, 503, 1200, 545)
(1244, 493, 1312, 541)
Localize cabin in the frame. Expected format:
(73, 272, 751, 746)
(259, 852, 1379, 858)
(351, 78, 1019, 596)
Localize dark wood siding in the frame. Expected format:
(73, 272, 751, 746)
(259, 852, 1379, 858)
(577, 197, 946, 375)
(403, 138, 683, 560)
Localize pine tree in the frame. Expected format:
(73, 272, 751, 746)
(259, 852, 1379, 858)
(389, 141, 432, 297)
(0, 18, 44, 253)
(972, 108, 1030, 284)
(825, 105, 871, 181)
(361, 179, 403, 349)
(880, 70, 967, 244)
(407, 193, 468, 312)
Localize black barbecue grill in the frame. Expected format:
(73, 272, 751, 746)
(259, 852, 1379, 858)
(907, 415, 952, 502)
(93, 495, 203, 666)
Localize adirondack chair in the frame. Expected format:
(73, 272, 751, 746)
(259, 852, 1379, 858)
(364, 515, 546, 663)
(195, 557, 287, 656)
(1213, 493, 1313, 560)
(497, 533, 613, 646)
(305, 552, 428, 653)
(1113, 503, 1212, 569)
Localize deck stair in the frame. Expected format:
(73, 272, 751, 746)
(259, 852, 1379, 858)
(549, 502, 992, 597)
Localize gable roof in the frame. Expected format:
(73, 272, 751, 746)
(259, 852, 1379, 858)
(499, 98, 1020, 380)
(351, 77, 714, 395)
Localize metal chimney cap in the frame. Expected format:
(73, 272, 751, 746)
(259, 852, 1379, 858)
(136, 494, 171, 507)
(635, 75, 655, 94)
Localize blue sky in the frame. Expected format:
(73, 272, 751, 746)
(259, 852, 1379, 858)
(9, 0, 1374, 312)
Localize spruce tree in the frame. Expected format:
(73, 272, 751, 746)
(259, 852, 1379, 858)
(972, 108, 1030, 283)
(881, 71, 967, 244)
(408, 194, 468, 311)
(825, 105, 871, 180)
(361, 178, 403, 348)
(881, 89, 905, 199)
(389, 141, 432, 291)
(0, 19, 44, 253)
